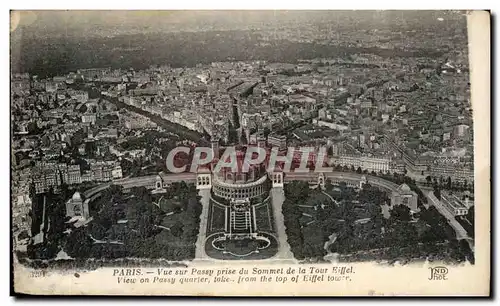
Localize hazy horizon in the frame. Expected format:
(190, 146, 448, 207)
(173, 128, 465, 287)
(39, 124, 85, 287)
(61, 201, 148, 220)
(11, 10, 466, 38)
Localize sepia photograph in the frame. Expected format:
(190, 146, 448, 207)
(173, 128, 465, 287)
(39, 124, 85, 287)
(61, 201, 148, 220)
(9, 9, 491, 296)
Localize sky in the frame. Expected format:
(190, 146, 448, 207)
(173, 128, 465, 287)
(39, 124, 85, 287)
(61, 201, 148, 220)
(11, 10, 466, 38)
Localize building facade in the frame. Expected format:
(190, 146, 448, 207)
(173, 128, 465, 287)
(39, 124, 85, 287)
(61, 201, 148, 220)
(391, 183, 418, 212)
(440, 191, 472, 216)
(331, 154, 392, 172)
(65, 191, 90, 219)
(267, 133, 287, 150)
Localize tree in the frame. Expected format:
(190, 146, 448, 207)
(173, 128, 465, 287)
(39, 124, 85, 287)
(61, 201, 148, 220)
(131, 187, 153, 208)
(327, 146, 334, 156)
(425, 176, 432, 185)
(64, 227, 93, 259)
(227, 121, 238, 145)
(285, 181, 309, 203)
(240, 132, 248, 144)
(282, 200, 305, 259)
(170, 222, 184, 237)
(181, 196, 202, 242)
(89, 222, 108, 240)
(137, 213, 154, 239)
(433, 187, 441, 200)
(390, 205, 412, 222)
(232, 104, 240, 129)
(466, 205, 475, 224)
(263, 127, 271, 138)
(325, 179, 333, 190)
(356, 167, 362, 174)
(446, 176, 452, 189)
(459, 239, 475, 264)
(391, 222, 418, 247)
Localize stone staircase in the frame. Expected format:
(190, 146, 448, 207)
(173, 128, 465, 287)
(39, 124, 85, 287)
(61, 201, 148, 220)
(230, 210, 251, 234)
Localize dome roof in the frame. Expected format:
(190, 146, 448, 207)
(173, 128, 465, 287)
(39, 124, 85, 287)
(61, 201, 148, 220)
(72, 192, 82, 201)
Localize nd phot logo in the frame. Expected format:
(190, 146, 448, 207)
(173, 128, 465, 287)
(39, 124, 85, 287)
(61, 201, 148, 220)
(428, 266, 448, 280)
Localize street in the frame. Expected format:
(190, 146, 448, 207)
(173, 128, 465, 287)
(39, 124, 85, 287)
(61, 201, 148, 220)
(421, 188, 474, 253)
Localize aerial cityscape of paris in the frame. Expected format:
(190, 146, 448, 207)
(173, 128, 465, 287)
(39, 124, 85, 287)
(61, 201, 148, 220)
(11, 10, 475, 269)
